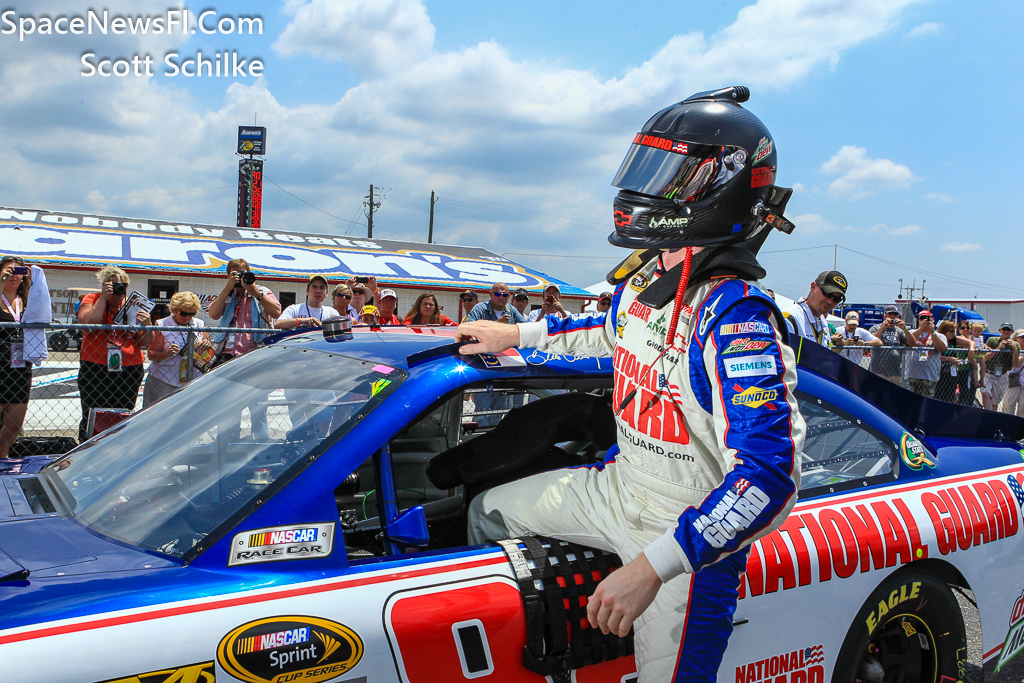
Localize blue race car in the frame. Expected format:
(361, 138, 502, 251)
(0, 328, 1022, 683)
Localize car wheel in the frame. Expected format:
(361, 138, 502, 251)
(50, 332, 69, 352)
(831, 570, 967, 683)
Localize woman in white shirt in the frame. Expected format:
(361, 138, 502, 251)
(144, 292, 211, 407)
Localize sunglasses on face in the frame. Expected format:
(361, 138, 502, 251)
(461, 298, 475, 303)
(492, 292, 510, 298)
(825, 293, 844, 303)
(178, 310, 197, 317)
(919, 316, 932, 321)
(335, 294, 352, 300)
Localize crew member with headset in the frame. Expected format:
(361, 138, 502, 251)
(783, 270, 847, 347)
(457, 86, 805, 683)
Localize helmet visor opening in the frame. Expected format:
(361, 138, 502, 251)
(612, 140, 747, 202)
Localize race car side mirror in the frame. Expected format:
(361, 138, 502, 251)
(386, 505, 430, 547)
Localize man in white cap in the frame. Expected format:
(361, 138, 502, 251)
(528, 283, 569, 322)
(376, 289, 403, 325)
(835, 311, 880, 366)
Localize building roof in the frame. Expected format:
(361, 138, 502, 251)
(0, 205, 592, 296)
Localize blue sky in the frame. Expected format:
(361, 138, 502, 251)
(1, 0, 1022, 303)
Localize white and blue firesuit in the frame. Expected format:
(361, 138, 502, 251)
(469, 259, 806, 683)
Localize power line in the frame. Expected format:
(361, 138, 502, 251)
(105, 186, 234, 202)
(504, 252, 614, 260)
(264, 177, 363, 226)
(440, 198, 608, 234)
(836, 246, 1024, 297)
(437, 193, 609, 233)
(764, 242, 1024, 297)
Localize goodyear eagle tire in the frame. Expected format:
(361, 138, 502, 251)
(831, 570, 966, 683)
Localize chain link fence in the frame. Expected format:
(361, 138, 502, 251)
(835, 343, 1021, 412)
(1, 323, 1021, 458)
(0, 320, 274, 457)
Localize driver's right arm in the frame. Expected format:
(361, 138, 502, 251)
(459, 284, 622, 358)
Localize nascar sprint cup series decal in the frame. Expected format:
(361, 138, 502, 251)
(228, 522, 335, 566)
(217, 616, 363, 683)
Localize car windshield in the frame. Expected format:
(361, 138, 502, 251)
(51, 345, 402, 557)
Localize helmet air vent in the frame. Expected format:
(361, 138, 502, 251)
(683, 85, 749, 104)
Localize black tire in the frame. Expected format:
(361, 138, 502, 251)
(832, 570, 967, 683)
(49, 332, 69, 352)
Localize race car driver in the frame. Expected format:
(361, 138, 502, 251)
(457, 86, 806, 683)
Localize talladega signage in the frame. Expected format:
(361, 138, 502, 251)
(0, 206, 586, 294)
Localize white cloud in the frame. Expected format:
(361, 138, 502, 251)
(273, 0, 435, 78)
(789, 213, 856, 234)
(891, 224, 921, 236)
(940, 242, 983, 252)
(924, 192, 957, 203)
(820, 146, 917, 198)
(0, 0, 927, 288)
(906, 22, 942, 38)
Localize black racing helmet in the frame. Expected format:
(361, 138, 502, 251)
(609, 86, 795, 249)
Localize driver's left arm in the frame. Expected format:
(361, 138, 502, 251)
(643, 297, 804, 580)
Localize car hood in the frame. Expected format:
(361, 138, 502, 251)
(0, 468, 178, 583)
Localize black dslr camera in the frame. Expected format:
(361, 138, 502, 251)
(111, 282, 127, 296)
(240, 271, 257, 285)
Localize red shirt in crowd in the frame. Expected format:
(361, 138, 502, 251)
(403, 315, 456, 326)
(79, 292, 146, 366)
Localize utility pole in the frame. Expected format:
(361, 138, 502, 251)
(364, 184, 382, 239)
(428, 191, 437, 243)
(833, 244, 837, 271)
(367, 185, 374, 238)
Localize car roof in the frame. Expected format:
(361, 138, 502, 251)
(269, 325, 613, 377)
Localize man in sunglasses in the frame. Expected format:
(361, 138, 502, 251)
(782, 270, 847, 347)
(463, 282, 526, 324)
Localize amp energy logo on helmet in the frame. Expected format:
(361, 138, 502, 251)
(649, 216, 689, 230)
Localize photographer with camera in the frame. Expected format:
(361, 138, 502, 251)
(76, 265, 154, 442)
(0, 256, 32, 458)
(275, 276, 340, 330)
(868, 305, 915, 384)
(984, 323, 1021, 411)
(208, 258, 281, 363)
(528, 284, 569, 322)
(344, 276, 377, 309)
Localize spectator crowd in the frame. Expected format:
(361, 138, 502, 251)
(0, 255, 584, 454)
(782, 269, 1024, 415)
(3, 251, 1024, 459)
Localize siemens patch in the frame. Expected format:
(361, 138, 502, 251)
(724, 355, 777, 378)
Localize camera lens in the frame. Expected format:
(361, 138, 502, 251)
(241, 272, 257, 285)
(111, 282, 127, 296)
